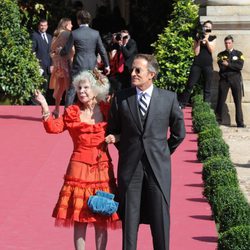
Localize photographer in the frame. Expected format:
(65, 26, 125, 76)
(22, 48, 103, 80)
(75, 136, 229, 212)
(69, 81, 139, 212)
(178, 20, 216, 108)
(110, 30, 138, 89)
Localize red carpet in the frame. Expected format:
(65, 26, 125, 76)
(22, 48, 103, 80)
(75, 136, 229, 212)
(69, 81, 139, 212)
(0, 106, 217, 250)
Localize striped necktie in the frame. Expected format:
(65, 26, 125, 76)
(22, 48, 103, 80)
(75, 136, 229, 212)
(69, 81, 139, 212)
(139, 93, 147, 116)
(42, 33, 48, 43)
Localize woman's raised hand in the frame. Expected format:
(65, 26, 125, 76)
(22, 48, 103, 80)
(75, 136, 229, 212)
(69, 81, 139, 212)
(34, 90, 47, 105)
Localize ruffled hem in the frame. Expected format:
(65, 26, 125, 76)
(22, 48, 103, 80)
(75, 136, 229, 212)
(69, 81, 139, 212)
(64, 175, 116, 189)
(53, 214, 121, 229)
(52, 161, 120, 228)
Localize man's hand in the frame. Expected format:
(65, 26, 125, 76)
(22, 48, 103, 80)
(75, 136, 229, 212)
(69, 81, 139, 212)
(105, 134, 120, 144)
(104, 67, 110, 76)
(50, 66, 54, 73)
(222, 60, 229, 66)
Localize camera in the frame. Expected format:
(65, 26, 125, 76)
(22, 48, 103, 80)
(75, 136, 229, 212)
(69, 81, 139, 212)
(196, 27, 211, 40)
(197, 27, 206, 40)
(115, 33, 122, 41)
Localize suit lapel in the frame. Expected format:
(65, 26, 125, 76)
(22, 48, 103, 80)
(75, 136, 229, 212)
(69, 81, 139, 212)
(144, 86, 159, 133)
(127, 88, 143, 132)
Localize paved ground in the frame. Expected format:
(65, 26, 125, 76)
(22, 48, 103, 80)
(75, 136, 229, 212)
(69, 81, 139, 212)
(219, 125, 250, 203)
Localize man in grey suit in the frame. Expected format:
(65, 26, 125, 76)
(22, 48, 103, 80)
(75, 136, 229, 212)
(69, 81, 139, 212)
(60, 10, 110, 107)
(107, 54, 186, 250)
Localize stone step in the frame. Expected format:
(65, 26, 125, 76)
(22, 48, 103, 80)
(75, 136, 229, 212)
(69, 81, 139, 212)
(218, 102, 250, 126)
(206, 6, 250, 16)
(211, 86, 250, 126)
(200, 15, 250, 30)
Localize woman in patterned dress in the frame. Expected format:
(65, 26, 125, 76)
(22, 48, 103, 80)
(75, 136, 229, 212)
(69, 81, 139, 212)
(49, 18, 74, 118)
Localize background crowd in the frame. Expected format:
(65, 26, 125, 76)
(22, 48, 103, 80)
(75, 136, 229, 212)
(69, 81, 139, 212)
(31, 7, 137, 118)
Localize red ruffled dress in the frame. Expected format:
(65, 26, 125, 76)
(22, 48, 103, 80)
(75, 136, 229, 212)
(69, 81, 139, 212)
(43, 102, 119, 228)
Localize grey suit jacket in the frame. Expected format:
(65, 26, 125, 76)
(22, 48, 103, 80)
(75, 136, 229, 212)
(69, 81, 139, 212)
(108, 86, 186, 207)
(60, 26, 109, 76)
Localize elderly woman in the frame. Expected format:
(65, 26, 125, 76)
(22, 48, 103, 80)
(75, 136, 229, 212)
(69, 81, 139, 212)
(34, 70, 119, 250)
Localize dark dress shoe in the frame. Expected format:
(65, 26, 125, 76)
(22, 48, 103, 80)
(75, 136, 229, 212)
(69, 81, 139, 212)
(237, 124, 246, 128)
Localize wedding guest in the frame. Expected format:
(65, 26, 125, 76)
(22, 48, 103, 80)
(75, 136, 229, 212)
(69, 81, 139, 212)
(107, 54, 186, 250)
(59, 10, 110, 107)
(34, 70, 119, 250)
(49, 18, 74, 118)
(31, 19, 52, 97)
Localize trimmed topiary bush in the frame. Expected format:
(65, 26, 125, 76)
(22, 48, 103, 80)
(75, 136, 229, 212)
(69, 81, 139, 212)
(192, 102, 212, 117)
(152, 0, 199, 92)
(209, 186, 250, 232)
(0, 0, 43, 104)
(202, 156, 236, 183)
(197, 137, 229, 162)
(204, 170, 238, 202)
(198, 126, 222, 146)
(218, 225, 250, 250)
(193, 111, 218, 133)
(191, 94, 203, 104)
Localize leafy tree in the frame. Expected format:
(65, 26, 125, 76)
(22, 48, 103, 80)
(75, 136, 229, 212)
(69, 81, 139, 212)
(17, 0, 81, 33)
(152, 0, 199, 92)
(0, 0, 44, 104)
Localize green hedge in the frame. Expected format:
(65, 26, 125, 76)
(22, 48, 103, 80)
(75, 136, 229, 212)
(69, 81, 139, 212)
(198, 127, 222, 146)
(0, 0, 43, 104)
(193, 111, 218, 133)
(197, 137, 230, 162)
(203, 170, 238, 202)
(202, 156, 236, 183)
(191, 94, 203, 104)
(192, 93, 250, 247)
(209, 186, 250, 232)
(218, 225, 250, 250)
(192, 96, 211, 115)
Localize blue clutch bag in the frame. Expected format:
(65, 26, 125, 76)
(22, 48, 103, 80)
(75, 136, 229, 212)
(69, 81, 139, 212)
(87, 191, 119, 216)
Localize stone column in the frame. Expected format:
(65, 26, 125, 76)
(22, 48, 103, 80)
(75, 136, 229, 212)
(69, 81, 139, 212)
(195, 0, 250, 126)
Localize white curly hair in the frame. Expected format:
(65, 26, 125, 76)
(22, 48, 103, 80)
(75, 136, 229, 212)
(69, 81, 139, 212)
(72, 70, 110, 102)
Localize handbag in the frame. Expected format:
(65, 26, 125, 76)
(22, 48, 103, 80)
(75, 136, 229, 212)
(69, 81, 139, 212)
(87, 191, 119, 216)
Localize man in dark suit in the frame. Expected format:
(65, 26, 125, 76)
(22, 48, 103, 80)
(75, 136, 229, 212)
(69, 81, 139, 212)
(216, 35, 245, 128)
(60, 10, 110, 107)
(31, 19, 52, 96)
(107, 54, 186, 250)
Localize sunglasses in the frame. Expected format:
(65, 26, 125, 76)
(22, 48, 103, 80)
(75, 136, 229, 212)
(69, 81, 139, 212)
(122, 35, 128, 40)
(130, 67, 141, 74)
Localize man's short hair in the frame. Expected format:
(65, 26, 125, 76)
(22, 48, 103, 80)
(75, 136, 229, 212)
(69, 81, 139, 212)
(203, 20, 213, 26)
(121, 30, 129, 34)
(77, 10, 91, 24)
(224, 35, 234, 42)
(38, 19, 48, 25)
(134, 54, 159, 80)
